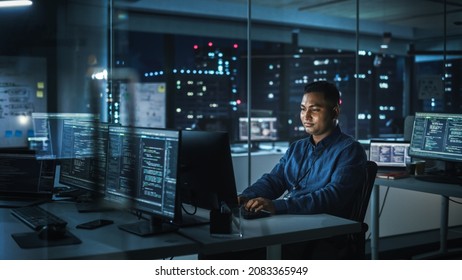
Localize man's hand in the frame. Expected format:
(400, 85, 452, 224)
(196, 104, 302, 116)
(242, 197, 275, 214)
(237, 195, 249, 206)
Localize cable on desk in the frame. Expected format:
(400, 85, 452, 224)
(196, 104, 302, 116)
(366, 186, 390, 240)
(181, 203, 197, 216)
(133, 210, 143, 220)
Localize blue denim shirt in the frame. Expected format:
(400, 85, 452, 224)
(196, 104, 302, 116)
(241, 126, 367, 218)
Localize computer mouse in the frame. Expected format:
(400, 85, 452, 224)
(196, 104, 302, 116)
(38, 224, 67, 240)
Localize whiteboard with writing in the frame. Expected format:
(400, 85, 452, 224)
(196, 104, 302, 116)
(119, 82, 166, 128)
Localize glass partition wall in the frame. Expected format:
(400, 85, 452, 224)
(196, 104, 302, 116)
(107, 0, 462, 141)
(1, 0, 460, 179)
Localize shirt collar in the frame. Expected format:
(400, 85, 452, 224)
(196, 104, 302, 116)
(308, 125, 342, 150)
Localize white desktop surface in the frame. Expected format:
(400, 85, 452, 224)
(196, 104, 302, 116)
(0, 202, 198, 260)
(2, 201, 361, 260)
(179, 210, 361, 258)
(374, 177, 462, 197)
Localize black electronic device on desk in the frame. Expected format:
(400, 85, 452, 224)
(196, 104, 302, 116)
(10, 205, 67, 231)
(37, 224, 67, 240)
(240, 207, 272, 220)
(76, 219, 114, 230)
(9, 205, 83, 248)
(178, 130, 239, 227)
(409, 112, 462, 185)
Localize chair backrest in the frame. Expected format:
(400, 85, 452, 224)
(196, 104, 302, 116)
(343, 160, 378, 259)
(349, 160, 378, 223)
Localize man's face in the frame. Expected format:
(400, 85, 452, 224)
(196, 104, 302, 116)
(300, 91, 338, 143)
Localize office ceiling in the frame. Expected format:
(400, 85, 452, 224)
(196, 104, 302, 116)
(119, 0, 462, 40)
(218, 0, 462, 40)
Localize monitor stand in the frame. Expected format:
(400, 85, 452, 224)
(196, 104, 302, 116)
(177, 213, 209, 227)
(118, 216, 179, 237)
(177, 203, 210, 227)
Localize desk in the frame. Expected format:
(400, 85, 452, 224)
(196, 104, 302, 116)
(1, 201, 360, 260)
(179, 211, 361, 259)
(371, 177, 462, 260)
(0, 201, 198, 260)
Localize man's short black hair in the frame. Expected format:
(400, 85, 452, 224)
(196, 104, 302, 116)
(304, 81, 340, 107)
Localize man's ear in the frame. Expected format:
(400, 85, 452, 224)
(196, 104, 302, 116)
(332, 105, 340, 120)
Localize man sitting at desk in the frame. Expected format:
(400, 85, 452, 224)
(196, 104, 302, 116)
(239, 81, 367, 259)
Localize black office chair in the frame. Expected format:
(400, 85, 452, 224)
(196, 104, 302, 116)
(281, 160, 379, 260)
(343, 160, 378, 259)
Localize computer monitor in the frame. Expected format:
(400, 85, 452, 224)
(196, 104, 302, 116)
(238, 117, 278, 150)
(179, 130, 238, 225)
(104, 126, 181, 236)
(409, 112, 462, 184)
(369, 140, 411, 169)
(29, 112, 99, 160)
(0, 152, 55, 207)
(58, 120, 109, 208)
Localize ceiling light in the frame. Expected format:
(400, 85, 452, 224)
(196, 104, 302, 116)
(0, 1, 32, 8)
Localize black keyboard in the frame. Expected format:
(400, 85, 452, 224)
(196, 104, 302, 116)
(240, 207, 272, 220)
(11, 206, 67, 231)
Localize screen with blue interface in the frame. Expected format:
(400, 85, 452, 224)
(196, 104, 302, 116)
(409, 112, 462, 163)
(369, 140, 410, 168)
(59, 120, 109, 194)
(104, 126, 180, 235)
(29, 112, 99, 160)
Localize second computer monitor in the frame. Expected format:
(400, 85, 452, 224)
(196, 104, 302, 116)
(369, 140, 410, 168)
(59, 120, 109, 195)
(30, 112, 99, 160)
(238, 117, 278, 142)
(104, 126, 181, 235)
(409, 112, 462, 163)
(179, 130, 238, 211)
